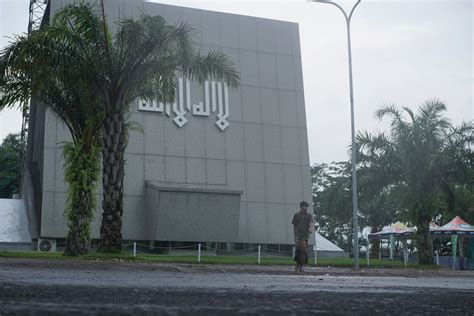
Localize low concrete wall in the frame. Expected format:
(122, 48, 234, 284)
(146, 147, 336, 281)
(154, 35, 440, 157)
(0, 242, 33, 251)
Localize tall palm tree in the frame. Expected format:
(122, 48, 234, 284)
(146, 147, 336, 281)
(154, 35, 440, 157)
(356, 100, 471, 264)
(439, 122, 474, 223)
(52, 1, 239, 252)
(0, 19, 104, 255)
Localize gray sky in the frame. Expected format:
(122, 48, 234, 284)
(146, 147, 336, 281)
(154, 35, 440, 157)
(1, 0, 472, 164)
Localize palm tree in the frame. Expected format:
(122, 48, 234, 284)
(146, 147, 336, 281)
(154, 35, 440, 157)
(356, 100, 472, 264)
(52, 1, 239, 252)
(0, 20, 104, 255)
(439, 122, 474, 224)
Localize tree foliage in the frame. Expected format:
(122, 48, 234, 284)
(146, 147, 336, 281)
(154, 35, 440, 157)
(313, 101, 473, 263)
(0, 133, 21, 198)
(0, 4, 104, 255)
(355, 100, 473, 263)
(438, 122, 474, 224)
(312, 162, 353, 252)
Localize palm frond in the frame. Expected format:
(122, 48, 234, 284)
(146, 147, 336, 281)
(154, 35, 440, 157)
(402, 106, 415, 124)
(186, 50, 240, 88)
(113, 15, 239, 106)
(375, 103, 401, 121)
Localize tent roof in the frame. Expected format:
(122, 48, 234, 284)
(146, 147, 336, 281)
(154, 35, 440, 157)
(368, 217, 474, 239)
(368, 221, 415, 239)
(432, 216, 474, 236)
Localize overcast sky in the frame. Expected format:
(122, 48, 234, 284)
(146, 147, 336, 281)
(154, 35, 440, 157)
(0, 0, 472, 164)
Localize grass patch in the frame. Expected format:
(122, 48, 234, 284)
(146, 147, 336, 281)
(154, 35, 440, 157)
(0, 251, 65, 259)
(0, 250, 439, 269)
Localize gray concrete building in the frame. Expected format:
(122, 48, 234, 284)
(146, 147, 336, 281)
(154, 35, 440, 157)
(23, 0, 320, 249)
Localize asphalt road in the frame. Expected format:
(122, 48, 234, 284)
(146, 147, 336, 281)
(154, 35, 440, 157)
(0, 258, 473, 315)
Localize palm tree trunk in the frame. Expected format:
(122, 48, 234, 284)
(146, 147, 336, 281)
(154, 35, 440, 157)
(64, 190, 93, 255)
(416, 215, 433, 264)
(370, 226, 381, 258)
(63, 142, 100, 256)
(100, 112, 125, 252)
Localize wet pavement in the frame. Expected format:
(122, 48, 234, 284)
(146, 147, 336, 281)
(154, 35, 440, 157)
(0, 258, 473, 315)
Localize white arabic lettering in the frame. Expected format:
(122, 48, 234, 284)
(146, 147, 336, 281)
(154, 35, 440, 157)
(138, 78, 230, 131)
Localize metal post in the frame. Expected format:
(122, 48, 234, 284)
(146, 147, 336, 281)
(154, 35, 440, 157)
(292, 246, 296, 259)
(198, 243, 201, 263)
(309, 0, 361, 269)
(314, 230, 318, 266)
(313, 245, 317, 265)
(459, 237, 464, 257)
(258, 245, 261, 264)
(389, 234, 394, 260)
(366, 238, 370, 266)
(403, 239, 408, 267)
(452, 235, 457, 270)
(347, 2, 361, 270)
(133, 242, 136, 257)
(379, 239, 382, 260)
(403, 249, 407, 267)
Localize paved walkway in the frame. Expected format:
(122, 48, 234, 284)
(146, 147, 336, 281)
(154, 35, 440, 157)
(1, 258, 473, 315)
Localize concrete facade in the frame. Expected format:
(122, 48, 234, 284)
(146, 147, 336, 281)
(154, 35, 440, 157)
(34, 0, 313, 245)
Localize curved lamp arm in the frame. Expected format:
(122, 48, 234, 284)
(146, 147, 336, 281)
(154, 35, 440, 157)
(307, 0, 361, 24)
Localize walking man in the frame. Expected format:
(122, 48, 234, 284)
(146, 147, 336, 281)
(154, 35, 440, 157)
(292, 201, 314, 272)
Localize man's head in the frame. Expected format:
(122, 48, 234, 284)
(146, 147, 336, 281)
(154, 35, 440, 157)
(300, 201, 310, 212)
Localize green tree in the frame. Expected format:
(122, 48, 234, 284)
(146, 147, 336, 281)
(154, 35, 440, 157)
(356, 100, 473, 264)
(0, 13, 104, 255)
(312, 160, 400, 255)
(0, 133, 21, 198)
(355, 131, 405, 240)
(312, 162, 353, 252)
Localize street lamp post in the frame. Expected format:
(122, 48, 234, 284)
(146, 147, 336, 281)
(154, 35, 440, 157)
(309, 0, 361, 269)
